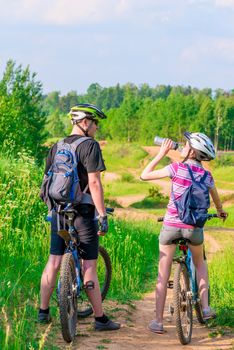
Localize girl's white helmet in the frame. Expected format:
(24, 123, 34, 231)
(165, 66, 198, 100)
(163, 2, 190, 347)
(184, 132, 216, 161)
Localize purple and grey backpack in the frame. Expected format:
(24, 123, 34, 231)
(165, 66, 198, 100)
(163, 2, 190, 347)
(172, 164, 210, 228)
(40, 136, 93, 211)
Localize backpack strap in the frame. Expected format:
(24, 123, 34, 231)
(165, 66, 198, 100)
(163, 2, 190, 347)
(70, 136, 93, 153)
(200, 170, 208, 184)
(185, 163, 208, 184)
(184, 163, 196, 182)
(70, 136, 94, 204)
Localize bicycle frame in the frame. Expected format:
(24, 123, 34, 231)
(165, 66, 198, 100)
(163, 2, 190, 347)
(186, 249, 200, 304)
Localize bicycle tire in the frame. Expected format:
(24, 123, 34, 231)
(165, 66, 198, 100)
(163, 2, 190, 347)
(59, 252, 78, 343)
(77, 245, 112, 318)
(173, 262, 193, 345)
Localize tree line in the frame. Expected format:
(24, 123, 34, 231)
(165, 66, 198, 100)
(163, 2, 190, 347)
(44, 82, 234, 151)
(0, 61, 233, 163)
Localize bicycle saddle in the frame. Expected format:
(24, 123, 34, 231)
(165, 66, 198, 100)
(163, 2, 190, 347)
(172, 238, 191, 245)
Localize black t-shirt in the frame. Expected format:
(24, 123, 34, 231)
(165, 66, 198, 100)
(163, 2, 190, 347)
(45, 135, 106, 193)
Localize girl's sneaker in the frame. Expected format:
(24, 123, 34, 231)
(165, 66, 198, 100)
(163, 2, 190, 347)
(148, 320, 165, 334)
(202, 307, 217, 320)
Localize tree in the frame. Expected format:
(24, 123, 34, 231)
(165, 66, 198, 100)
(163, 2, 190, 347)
(45, 109, 66, 138)
(214, 97, 227, 151)
(0, 60, 47, 160)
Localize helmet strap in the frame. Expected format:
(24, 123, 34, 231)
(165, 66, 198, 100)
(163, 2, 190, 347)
(77, 124, 89, 137)
(182, 149, 191, 163)
(76, 119, 94, 137)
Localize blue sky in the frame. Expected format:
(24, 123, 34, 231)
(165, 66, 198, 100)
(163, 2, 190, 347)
(0, 0, 234, 94)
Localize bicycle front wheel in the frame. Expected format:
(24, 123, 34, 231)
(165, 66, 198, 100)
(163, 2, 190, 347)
(77, 245, 112, 318)
(173, 263, 193, 345)
(59, 252, 78, 343)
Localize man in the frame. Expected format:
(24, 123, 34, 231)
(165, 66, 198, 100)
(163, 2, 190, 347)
(39, 103, 120, 331)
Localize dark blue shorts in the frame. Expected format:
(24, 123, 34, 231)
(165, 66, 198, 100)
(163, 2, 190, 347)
(50, 205, 99, 260)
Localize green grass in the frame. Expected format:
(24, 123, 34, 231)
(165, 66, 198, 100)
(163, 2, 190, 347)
(212, 166, 234, 182)
(0, 154, 160, 349)
(103, 180, 154, 197)
(209, 247, 234, 327)
(102, 142, 147, 172)
(102, 218, 160, 300)
(130, 197, 168, 209)
(0, 155, 53, 350)
(206, 206, 234, 228)
(215, 181, 234, 191)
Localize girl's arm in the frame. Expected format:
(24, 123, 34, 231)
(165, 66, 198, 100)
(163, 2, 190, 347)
(140, 139, 173, 181)
(209, 185, 228, 219)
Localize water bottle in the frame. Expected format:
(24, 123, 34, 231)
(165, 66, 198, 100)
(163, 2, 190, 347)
(154, 136, 179, 150)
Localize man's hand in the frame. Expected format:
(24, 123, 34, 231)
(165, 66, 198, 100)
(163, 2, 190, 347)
(98, 215, 108, 236)
(216, 208, 228, 221)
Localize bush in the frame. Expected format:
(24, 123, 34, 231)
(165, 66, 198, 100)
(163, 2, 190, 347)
(120, 172, 135, 183)
(212, 153, 234, 168)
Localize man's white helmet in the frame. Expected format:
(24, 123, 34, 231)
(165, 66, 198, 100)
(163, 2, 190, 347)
(184, 132, 216, 161)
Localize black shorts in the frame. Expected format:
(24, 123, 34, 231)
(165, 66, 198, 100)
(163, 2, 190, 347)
(50, 205, 99, 260)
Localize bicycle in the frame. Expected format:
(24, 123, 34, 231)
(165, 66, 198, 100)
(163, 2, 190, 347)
(157, 213, 220, 345)
(57, 205, 113, 343)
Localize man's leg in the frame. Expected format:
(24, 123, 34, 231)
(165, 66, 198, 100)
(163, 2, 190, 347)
(39, 254, 63, 317)
(82, 259, 103, 316)
(82, 259, 120, 330)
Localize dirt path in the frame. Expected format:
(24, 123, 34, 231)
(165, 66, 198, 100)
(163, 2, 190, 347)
(52, 230, 233, 350)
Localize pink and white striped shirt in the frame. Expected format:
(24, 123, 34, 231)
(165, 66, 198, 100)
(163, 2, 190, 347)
(164, 160, 214, 228)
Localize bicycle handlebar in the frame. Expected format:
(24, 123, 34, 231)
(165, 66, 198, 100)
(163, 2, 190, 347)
(106, 207, 115, 214)
(157, 213, 225, 222)
(157, 217, 164, 222)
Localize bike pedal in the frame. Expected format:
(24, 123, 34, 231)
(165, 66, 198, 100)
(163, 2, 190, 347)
(84, 280, 95, 290)
(167, 280, 174, 289)
(169, 304, 174, 316)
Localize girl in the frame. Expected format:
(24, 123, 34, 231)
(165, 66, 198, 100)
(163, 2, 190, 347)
(141, 132, 228, 334)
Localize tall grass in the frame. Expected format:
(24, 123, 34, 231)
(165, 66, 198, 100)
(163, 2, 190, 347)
(102, 219, 159, 300)
(209, 247, 234, 327)
(0, 154, 50, 349)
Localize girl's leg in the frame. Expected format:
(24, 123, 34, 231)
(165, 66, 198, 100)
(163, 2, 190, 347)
(188, 244, 209, 310)
(155, 244, 176, 324)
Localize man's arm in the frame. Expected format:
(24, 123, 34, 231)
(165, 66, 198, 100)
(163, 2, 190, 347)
(88, 171, 107, 235)
(88, 171, 106, 216)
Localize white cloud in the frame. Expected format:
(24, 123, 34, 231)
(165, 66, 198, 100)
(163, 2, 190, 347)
(181, 37, 234, 64)
(0, 0, 134, 24)
(215, 0, 234, 7)
(0, 0, 181, 25)
(44, 0, 111, 25)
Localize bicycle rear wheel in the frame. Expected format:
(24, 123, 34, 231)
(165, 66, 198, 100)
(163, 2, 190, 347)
(194, 297, 205, 324)
(77, 245, 112, 318)
(173, 263, 193, 345)
(59, 252, 78, 343)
